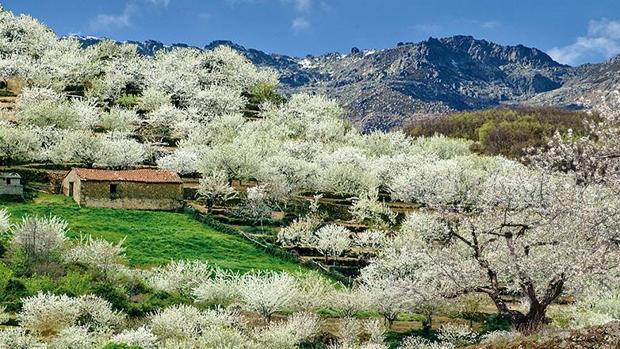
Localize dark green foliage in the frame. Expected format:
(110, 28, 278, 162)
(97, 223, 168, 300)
(114, 94, 140, 108)
(56, 270, 94, 296)
(244, 82, 286, 117)
(92, 282, 131, 312)
(406, 106, 596, 158)
(385, 328, 439, 348)
(482, 313, 512, 333)
(0, 88, 15, 97)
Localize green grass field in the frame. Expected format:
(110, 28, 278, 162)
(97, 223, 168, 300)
(0, 194, 306, 273)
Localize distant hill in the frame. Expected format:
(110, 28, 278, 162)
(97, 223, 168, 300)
(72, 35, 619, 131)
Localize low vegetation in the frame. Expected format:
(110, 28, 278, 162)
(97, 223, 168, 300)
(406, 106, 596, 158)
(1, 194, 304, 272)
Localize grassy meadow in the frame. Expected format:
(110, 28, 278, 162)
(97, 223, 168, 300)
(1, 193, 306, 273)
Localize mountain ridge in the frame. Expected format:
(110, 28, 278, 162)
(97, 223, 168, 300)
(70, 35, 619, 131)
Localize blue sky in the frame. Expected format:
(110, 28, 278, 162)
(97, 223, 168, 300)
(3, 0, 620, 65)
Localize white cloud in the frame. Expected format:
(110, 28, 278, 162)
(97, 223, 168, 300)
(292, 0, 311, 12)
(89, 3, 135, 32)
(291, 16, 310, 31)
(88, 0, 171, 33)
(145, 0, 171, 6)
(548, 18, 620, 65)
(481, 20, 500, 30)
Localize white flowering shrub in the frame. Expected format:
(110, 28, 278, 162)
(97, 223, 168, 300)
(150, 304, 204, 340)
(353, 230, 386, 250)
(150, 305, 244, 342)
(363, 318, 386, 344)
(45, 129, 101, 165)
(436, 324, 477, 346)
(12, 215, 68, 259)
(19, 292, 81, 336)
(293, 271, 333, 311)
(63, 235, 126, 272)
(0, 328, 46, 349)
(49, 325, 98, 349)
(144, 260, 215, 294)
(19, 292, 123, 337)
(156, 149, 199, 175)
(349, 191, 396, 230)
(0, 124, 41, 164)
(277, 214, 321, 248)
(15, 87, 79, 129)
(98, 106, 140, 133)
(238, 272, 298, 322)
(197, 171, 238, 211)
(328, 288, 371, 317)
(138, 87, 170, 112)
(313, 224, 351, 264)
(398, 337, 455, 349)
(71, 98, 101, 130)
(94, 132, 145, 169)
(111, 326, 158, 349)
(480, 330, 521, 345)
(0, 209, 10, 233)
(254, 312, 319, 348)
(192, 268, 241, 306)
(409, 135, 472, 159)
(570, 287, 620, 328)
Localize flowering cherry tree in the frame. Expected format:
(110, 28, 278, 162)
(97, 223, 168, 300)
(365, 163, 620, 333)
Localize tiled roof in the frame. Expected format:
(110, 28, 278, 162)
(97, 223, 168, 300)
(72, 168, 182, 184)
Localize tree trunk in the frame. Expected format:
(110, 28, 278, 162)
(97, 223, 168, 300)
(421, 314, 432, 335)
(513, 303, 547, 335)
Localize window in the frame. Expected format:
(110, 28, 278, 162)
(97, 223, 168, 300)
(5, 179, 10, 185)
(110, 183, 118, 199)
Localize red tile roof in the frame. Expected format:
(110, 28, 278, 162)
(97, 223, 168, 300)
(72, 168, 182, 184)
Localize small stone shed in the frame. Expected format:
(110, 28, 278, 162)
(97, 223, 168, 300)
(62, 168, 183, 210)
(0, 172, 23, 196)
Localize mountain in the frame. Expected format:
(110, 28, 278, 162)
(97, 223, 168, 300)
(528, 54, 620, 110)
(72, 35, 617, 131)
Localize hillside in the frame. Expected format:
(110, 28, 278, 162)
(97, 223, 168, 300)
(76, 35, 602, 131)
(2, 194, 305, 272)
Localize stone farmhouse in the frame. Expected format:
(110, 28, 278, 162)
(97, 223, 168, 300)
(0, 172, 23, 197)
(62, 168, 183, 210)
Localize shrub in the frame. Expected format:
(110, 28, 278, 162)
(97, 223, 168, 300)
(115, 94, 140, 108)
(63, 235, 126, 274)
(406, 106, 595, 159)
(238, 271, 298, 322)
(11, 215, 68, 260)
(56, 271, 93, 296)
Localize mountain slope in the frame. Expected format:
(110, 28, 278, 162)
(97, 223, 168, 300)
(528, 54, 620, 110)
(74, 35, 618, 131)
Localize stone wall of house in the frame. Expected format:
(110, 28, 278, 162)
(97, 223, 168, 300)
(0, 179, 23, 196)
(79, 181, 183, 211)
(62, 171, 83, 205)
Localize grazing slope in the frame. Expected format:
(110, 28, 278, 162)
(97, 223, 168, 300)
(1, 194, 304, 272)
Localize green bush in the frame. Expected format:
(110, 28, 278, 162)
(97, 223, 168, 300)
(21, 274, 56, 295)
(56, 271, 94, 296)
(406, 106, 596, 158)
(244, 83, 286, 117)
(93, 282, 130, 312)
(0, 262, 12, 292)
(114, 94, 140, 108)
